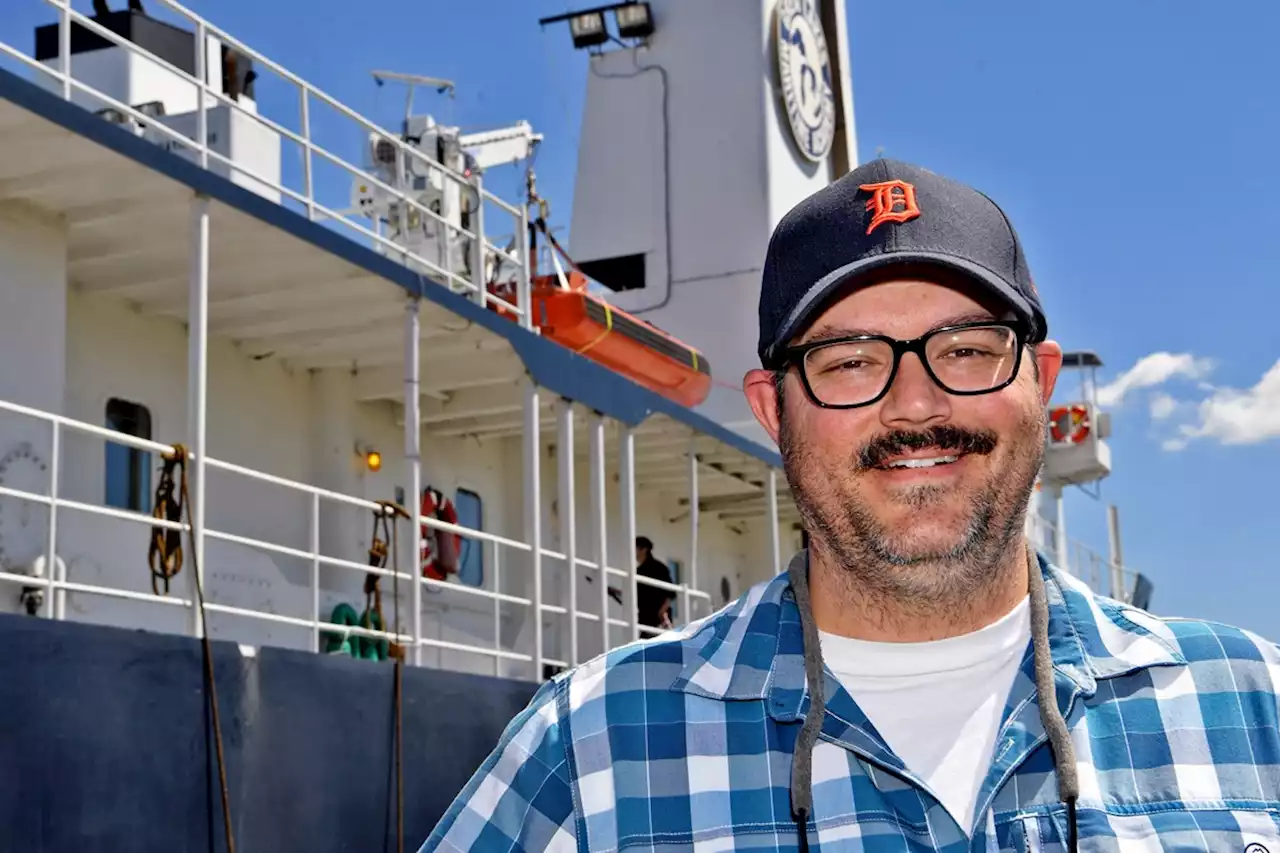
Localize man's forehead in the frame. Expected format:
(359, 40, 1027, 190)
(800, 309, 1004, 344)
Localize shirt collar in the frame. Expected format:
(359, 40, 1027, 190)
(670, 550, 1186, 711)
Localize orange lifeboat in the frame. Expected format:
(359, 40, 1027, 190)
(488, 221, 712, 409)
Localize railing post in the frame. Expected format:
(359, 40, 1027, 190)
(620, 426, 638, 643)
(187, 194, 210, 638)
(395, 145, 409, 268)
(1107, 503, 1126, 601)
(523, 379, 543, 680)
(310, 492, 320, 652)
(405, 298, 423, 666)
(300, 89, 314, 219)
(688, 437, 699, 622)
(44, 420, 60, 619)
(1050, 483, 1069, 574)
(557, 400, 578, 666)
(469, 176, 487, 307)
(58, 0, 71, 101)
(441, 204, 453, 290)
(194, 19, 207, 169)
(589, 413, 608, 653)
(767, 468, 780, 575)
(492, 544, 502, 677)
(515, 199, 533, 331)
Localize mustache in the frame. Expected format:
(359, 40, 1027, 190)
(857, 425, 999, 470)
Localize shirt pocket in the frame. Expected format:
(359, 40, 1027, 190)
(1014, 806, 1280, 852)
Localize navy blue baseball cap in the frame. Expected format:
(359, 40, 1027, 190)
(757, 158, 1047, 369)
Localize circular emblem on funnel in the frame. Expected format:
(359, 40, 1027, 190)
(775, 0, 836, 163)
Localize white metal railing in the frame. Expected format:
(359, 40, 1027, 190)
(0, 393, 1144, 678)
(0, 0, 531, 325)
(1026, 510, 1141, 602)
(0, 398, 714, 679)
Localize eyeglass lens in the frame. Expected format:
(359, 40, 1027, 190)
(802, 325, 1019, 406)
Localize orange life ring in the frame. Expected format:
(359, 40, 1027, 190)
(421, 487, 463, 581)
(1049, 404, 1090, 445)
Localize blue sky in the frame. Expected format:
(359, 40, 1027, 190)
(4, 0, 1277, 636)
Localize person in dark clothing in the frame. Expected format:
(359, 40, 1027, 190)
(635, 536, 676, 630)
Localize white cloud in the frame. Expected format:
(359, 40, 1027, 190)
(1169, 359, 1280, 447)
(1089, 353, 1279, 450)
(1149, 392, 1178, 420)
(1095, 352, 1215, 408)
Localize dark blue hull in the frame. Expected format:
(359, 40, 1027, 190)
(0, 612, 537, 852)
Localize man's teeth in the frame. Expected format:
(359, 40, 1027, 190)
(883, 455, 959, 469)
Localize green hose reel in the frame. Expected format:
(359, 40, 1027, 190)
(322, 602, 390, 661)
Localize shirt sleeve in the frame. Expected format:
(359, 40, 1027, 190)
(419, 679, 578, 853)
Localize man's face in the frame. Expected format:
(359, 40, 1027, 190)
(745, 276, 1062, 601)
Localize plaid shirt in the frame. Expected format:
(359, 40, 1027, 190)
(421, 555, 1280, 852)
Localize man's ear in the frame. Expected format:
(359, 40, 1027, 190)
(1032, 340, 1063, 404)
(744, 368, 783, 445)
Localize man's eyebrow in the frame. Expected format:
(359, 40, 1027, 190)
(801, 311, 1001, 344)
(932, 310, 1002, 328)
(801, 325, 878, 343)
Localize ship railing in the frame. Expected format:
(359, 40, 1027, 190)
(0, 0, 532, 327)
(1026, 511, 1142, 603)
(0, 396, 715, 678)
(0, 396, 1148, 675)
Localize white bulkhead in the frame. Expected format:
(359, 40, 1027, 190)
(567, 0, 857, 447)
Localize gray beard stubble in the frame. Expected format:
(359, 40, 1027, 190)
(778, 404, 1045, 610)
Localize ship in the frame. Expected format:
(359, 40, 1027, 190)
(0, 1, 1150, 849)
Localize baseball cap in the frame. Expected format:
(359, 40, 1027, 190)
(757, 158, 1047, 369)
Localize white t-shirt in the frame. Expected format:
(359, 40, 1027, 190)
(818, 596, 1030, 835)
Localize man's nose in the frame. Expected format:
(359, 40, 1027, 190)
(878, 352, 952, 428)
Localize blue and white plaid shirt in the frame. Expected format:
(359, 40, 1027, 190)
(421, 554, 1280, 851)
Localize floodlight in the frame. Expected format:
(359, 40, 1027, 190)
(614, 3, 654, 39)
(569, 12, 609, 48)
(540, 3, 659, 51)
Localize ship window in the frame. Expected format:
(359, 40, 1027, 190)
(104, 398, 152, 512)
(454, 488, 484, 587)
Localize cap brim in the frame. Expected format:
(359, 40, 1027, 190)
(764, 251, 1044, 367)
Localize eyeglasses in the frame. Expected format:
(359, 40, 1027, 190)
(784, 320, 1028, 409)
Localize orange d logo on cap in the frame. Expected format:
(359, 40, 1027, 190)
(860, 179, 921, 235)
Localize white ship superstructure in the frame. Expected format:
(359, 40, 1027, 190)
(0, 3, 1148, 847)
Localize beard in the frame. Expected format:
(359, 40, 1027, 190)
(778, 403, 1044, 610)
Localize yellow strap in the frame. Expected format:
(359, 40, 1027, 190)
(577, 299, 613, 355)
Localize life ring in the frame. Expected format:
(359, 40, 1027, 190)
(1049, 404, 1090, 445)
(421, 487, 462, 581)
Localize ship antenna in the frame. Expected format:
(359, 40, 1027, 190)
(370, 70, 456, 137)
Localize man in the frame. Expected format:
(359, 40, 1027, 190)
(634, 535, 676, 630)
(594, 538, 674, 628)
(420, 160, 1280, 852)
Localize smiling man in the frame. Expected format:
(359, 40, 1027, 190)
(419, 161, 1280, 853)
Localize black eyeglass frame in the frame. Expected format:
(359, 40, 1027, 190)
(782, 319, 1031, 410)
